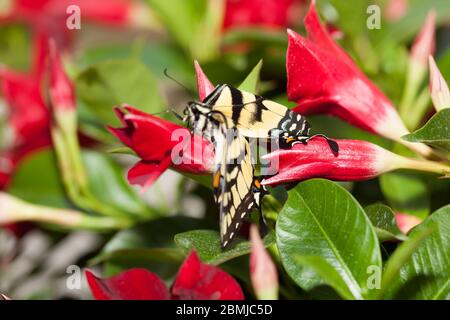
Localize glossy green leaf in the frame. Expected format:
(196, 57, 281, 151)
(83, 151, 154, 219)
(76, 59, 164, 126)
(238, 60, 263, 93)
(365, 203, 407, 242)
(378, 223, 436, 299)
(379, 172, 430, 219)
(384, 205, 450, 300)
(402, 109, 450, 151)
(276, 179, 381, 300)
(174, 229, 275, 265)
(294, 256, 356, 300)
(8, 149, 70, 208)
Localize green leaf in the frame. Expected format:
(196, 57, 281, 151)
(276, 179, 381, 300)
(402, 109, 450, 151)
(378, 223, 436, 299)
(383, 205, 450, 300)
(383, 0, 450, 43)
(8, 149, 70, 208)
(174, 229, 275, 265)
(83, 151, 154, 219)
(365, 204, 407, 242)
(379, 172, 430, 219)
(144, 0, 220, 60)
(76, 59, 164, 126)
(238, 60, 263, 93)
(0, 24, 31, 72)
(77, 42, 195, 89)
(8, 149, 157, 219)
(438, 46, 450, 80)
(294, 256, 356, 300)
(328, 0, 369, 38)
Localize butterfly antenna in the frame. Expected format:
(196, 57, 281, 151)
(163, 68, 191, 93)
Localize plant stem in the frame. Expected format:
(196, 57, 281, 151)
(395, 156, 450, 177)
(0, 192, 131, 230)
(406, 87, 431, 130)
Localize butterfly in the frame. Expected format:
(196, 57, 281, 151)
(189, 84, 339, 151)
(182, 84, 338, 249)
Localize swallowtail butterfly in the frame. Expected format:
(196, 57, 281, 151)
(182, 84, 338, 249)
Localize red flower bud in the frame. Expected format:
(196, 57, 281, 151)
(395, 213, 422, 234)
(109, 106, 213, 189)
(411, 10, 436, 67)
(194, 60, 215, 101)
(262, 137, 450, 186)
(250, 225, 278, 300)
(47, 39, 76, 111)
(429, 56, 450, 111)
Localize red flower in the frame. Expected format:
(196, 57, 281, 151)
(0, 57, 51, 189)
(286, 2, 431, 156)
(0, 35, 75, 189)
(0, 0, 149, 49)
(109, 106, 213, 189)
(223, 0, 303, 31)
(86, 251, 244, 300)
(262, 137, 448, 186)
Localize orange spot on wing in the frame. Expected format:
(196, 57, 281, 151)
(213, 171, 221, 188)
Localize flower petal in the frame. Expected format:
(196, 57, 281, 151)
(86, 269, 170, 300)
(127, 158, 172, 189)
(262, 137, 399, 186)
(172, 251, 244, 300)
(194, 60, 215, 101)
(303, 1, 356, 71)
(0, 68, 50, 141)
(285, 5, 431, 157)
(109, 106, 213, 188)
